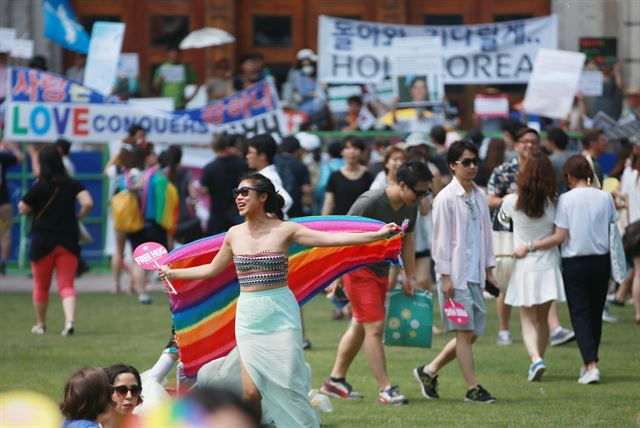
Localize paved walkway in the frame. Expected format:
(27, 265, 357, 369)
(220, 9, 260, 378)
(1, 273, 167, 293)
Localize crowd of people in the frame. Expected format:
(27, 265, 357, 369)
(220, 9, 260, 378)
(1, 45, 640, 427)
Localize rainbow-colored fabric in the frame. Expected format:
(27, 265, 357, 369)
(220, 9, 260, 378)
(165, 216, 404, 377)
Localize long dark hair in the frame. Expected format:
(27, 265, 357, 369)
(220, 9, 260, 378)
(483, 138, 506, 177)
(516, 152, 557, 218)
(38, 145, 68, 182)
(164, 145, 182, 182)
(242, 173, 285, 220)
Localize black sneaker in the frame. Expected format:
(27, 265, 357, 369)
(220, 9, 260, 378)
(464, 385, 496, 404)
(302, 339, 312, 350)
(413, 365, 439, 399)
(0, 261, 6, 275)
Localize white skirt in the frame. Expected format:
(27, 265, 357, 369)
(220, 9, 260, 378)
(505, 249, 566, 307)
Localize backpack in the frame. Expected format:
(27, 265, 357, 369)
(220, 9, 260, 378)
(112, 171, 144, 233)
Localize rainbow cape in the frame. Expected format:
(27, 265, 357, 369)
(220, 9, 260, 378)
(165, 216, 404, 377)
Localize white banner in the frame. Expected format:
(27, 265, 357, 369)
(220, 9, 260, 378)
(84, 21, 126, 94)
(523, 49, 586, 120)
(318, 15, 558, 85)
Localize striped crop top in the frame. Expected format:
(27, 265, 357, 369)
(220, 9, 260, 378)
(233, 251, 288, 288)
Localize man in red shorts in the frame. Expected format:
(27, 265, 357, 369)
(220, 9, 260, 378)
(321, 161, 432, 405)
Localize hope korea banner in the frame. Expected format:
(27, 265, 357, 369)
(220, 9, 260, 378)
(318, 15, 558, 85)
(4, 68, 287, 143)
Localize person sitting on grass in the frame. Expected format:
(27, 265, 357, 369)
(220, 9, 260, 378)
(413, 140, 498, 404)
(101, 364, 143, 428)
(60, 367, 112, 428)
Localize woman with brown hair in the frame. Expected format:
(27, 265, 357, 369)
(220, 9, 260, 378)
(513, 155, 617, 385)
(498, 153, 565, 382)
(476, 138, 505, 188)
(60, 367, 112, 427)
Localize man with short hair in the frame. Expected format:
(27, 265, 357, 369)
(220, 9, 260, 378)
(321, 161, 433, 405)
(245, 134, 293, 215)
(152, 48, 198, 109)
(581, 128, 608, 189)
(201, 134, 247, 235)
(544, 128, 572, 194)
(275, 136, 311, 218)
(413, 140, 497, 404)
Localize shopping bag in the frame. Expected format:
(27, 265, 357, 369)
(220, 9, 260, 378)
(610, 222, 627, 284)
(383, 289, 433, 348)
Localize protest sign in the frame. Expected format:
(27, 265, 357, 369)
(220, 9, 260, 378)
(523, 49, 585, 120)
(117, 53, 139, 78)
(4, 68, 287, 144)
(129, 97, 175, 112)
(578, 70, 603, 97)
(0, 28, 17, 53)
(10, 39, 34, 59)
(392, 37, 443, 107)
(474, 93, 509, 118)
(159, 64, 185, 83)
(43, 0, 90, 54)
(318, 14, 558, 85)
(84, 21, 126, 95)
(579, 37, 617, 65)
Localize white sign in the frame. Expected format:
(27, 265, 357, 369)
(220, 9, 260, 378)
(474, 94, 509, 118)
(318, 15, 558, 85)
(84, 21, 126, 94)
(129, 97, 175, 112)
(9, 39, 34, 59)
(117, 53, 139, 78)
(392, 36, 443, 106)
(0, 27, 17, 53)
(160, 64, 185, 83)
(327, 84, 363, 114)
(578, 70, 603, 97)
(523, 48, 586, 119)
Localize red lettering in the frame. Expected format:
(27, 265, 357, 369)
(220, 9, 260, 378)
(202, 103, 224, 125)
(12, 71, 31, 98)
(73, 108, 89, 135)
(40, 75, 67, 103)
(227, 95, 243, 118)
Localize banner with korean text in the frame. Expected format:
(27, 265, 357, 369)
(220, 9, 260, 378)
(318, 15, 558, 85)
(4, 68, 287, 144)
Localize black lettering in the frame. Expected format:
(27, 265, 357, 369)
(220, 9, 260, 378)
(446, 56, 469, 79)
(332, 54, 353, 78)
(241, 119, 259, 138)
(496, 53, 510, 78)
(259, 114, 284, 141)
(356, 55, 380, 78)
(514, 54, 533, 77)
(473, 54, 491, 78)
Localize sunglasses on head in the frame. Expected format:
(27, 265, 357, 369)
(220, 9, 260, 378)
(455, 157, 480, 167)
(112, 385, 142, 397)
(232, 186, 262, 198)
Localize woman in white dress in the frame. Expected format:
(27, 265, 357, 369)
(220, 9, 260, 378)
(499, 153, 565, 382)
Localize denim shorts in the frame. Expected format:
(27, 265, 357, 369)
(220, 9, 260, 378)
(437, 282, 487, 337)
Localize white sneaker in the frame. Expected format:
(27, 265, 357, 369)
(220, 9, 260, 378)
(602, 307, 618, 323)
(578, 368, 600, 384)
(378, 385, 408, 405)
(496, 330, 512, 345)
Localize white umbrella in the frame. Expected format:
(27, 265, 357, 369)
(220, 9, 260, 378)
(179, 27, 235, 49)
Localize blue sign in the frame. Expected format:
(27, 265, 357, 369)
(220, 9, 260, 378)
(43, 0, 90, 53)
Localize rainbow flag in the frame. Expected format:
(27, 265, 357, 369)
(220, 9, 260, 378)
(166, 216, 404, 377)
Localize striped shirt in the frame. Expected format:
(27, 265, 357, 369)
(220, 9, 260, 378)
(233, 251, 288, 287)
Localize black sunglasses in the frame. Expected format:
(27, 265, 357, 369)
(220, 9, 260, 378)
(455, 157, 480, 167)
(407, 184, 432, 200)
(232, 186, 262, 198)
(112, 385, 142, 397)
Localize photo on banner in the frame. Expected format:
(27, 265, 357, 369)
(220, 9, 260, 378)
(392, 36, 443, 107)
(523, 48, 586, 120)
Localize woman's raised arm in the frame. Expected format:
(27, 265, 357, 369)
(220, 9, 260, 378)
(290, 222, 399, 248)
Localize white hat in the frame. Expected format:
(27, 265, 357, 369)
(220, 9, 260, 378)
(296, 132, 321, 151)
(296, 49, 317, 61)
(404, 132, 436, 150)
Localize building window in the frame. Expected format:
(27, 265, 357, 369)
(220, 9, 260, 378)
(494, 14, 532, 22)
(253, 15, 292, 47)
(80, 15, 121, 35)
(424, 15, 463, 25)
(150, 15, 190, 48)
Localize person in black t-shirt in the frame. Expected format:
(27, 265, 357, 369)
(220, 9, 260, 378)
(322, 137, 373, 216)
(19, 145, 93, 336)
(201, 134, 247, 235)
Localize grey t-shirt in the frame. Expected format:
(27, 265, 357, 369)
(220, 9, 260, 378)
(347, 188, 417, 276)
(549, 151, 572, 194)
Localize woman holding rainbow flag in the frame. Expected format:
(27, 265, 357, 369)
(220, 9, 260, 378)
(159, 172, 401, 428)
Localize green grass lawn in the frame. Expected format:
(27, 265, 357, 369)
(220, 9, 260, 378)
(1, 291, 639, 427)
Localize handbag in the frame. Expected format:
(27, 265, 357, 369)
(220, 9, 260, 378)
(492, 208, 514, 289)
(623, 220, 640, 256)
(383, 289, 433, 348)
(610, 222, 628, 283)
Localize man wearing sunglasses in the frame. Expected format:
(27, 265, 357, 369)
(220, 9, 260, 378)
(413, 140, 498, 404)
(322, 161, 432, 406)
